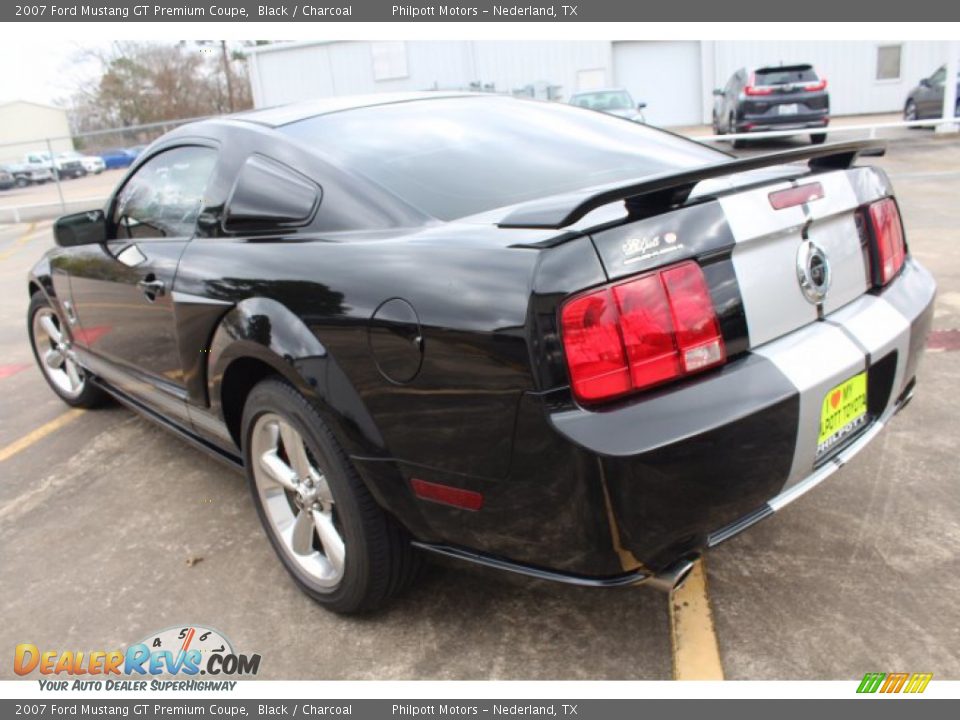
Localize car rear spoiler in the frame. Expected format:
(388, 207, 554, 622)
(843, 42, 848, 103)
(498, 139, 886, 230)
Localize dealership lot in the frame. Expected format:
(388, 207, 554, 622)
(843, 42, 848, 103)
(1, 135, 959, 681)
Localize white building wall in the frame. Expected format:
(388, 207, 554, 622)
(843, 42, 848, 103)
(249, 40, 609, 108)
(0, 102, 73, 163)
(249, 40, 953, 126)
(612, 41, 703, 126)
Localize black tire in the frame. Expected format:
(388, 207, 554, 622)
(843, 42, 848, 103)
(904, 100, 918, 124)
(15, 176, 29, 188)
(241, 377, 421, 613)
(730, 115, 745, 149)
(810, 133, 827, 145)
(27, 292, 108, 408)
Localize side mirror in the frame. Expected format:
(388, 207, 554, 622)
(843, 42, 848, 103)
(713, 88, 724, 96)
(54, 209, 107, 247)
(920, 78, 931, 88)
(637, 101, 647, 110)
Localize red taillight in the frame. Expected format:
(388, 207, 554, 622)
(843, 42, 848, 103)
(661, 263, 726, 373)
(744, 85, 773, 96)
(804, 78, 827, 92)
(558, 288, 631, 401)
(867, 198, 906, 286)
(560, 261, 726, 403)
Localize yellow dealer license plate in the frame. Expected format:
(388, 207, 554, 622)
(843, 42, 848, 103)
(817, 372, 868, 458)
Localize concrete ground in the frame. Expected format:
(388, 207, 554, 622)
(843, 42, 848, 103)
(0, 133, 958, 681)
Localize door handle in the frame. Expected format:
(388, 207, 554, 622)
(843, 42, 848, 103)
(137, 277, 166, 299)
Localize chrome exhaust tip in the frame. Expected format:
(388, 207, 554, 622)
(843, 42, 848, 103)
(645, 557, 698, 594)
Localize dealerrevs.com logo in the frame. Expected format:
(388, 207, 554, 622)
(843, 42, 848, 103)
(14, 625, 261, 691)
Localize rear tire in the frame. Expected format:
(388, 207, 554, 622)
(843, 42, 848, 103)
(810, 133, 827, 145)
(241, 377, 421, 613)
(28, 292, 108, 408)
(729, 115, 745, 149)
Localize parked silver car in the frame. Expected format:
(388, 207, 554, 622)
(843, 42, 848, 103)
(569, 88, 646, 123)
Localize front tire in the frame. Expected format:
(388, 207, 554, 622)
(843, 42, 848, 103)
(28, 292, 108, 408)
(904, 99, 918, 124)
(242, 378, 421, 613)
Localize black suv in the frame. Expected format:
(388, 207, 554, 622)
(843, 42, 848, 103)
(713, 64, 830, 146)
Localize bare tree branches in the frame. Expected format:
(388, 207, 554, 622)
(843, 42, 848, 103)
(66, 41, 254, 135)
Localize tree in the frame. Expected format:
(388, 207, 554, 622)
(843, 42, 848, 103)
(65, 41, 255, 139)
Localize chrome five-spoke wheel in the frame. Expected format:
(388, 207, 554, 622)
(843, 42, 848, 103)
(31, 307, 85, 399)
(250, 412, 346, 587)
(242, 377, 421, 612)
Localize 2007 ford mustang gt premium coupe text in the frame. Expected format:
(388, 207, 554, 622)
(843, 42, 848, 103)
(28, 93, 935, 612)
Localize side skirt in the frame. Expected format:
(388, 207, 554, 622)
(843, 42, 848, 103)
(90, 377, 244, 472)
(411, 542, 652, 588)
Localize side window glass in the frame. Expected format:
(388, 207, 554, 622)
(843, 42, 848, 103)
(929, 67, 946, 87)
(113, 146, 217, 240)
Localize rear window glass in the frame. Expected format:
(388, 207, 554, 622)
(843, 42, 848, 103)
(755, 66, 819, 85)
(279, 96, 723, 221)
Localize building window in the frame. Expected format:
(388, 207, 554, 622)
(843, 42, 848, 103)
(876, 45, 902, 81)
(371, 41, 408, 81)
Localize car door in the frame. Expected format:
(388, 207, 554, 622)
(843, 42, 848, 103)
(66, 144, 218, 423)
(917, 66, 946, 118)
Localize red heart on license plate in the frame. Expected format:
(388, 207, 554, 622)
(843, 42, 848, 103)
(831, 390, 842, 409)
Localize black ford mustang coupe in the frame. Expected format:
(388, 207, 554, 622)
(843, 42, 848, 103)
(28, 93, 935, 612)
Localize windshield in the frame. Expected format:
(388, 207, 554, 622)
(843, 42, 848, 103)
(280, 96, 722, 221)
(571, 91, 634, 111)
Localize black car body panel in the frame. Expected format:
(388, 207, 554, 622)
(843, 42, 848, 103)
(29, 93, 935, 588)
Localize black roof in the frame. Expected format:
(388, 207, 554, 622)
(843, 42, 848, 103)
(232, 91, 482, 128)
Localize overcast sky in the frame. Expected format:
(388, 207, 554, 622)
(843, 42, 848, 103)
(0, 39, 116, 106)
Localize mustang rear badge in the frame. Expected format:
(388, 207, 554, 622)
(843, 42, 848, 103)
(622, 231, 683, 265)
(797, 239, 831, 303)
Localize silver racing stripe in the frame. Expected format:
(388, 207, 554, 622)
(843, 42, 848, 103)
(826, 294, 911, 400)
(720, 169, 876, 348)
(753, 321, 866, 488)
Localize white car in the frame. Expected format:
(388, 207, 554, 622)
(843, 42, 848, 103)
(57, 151, 105, 175)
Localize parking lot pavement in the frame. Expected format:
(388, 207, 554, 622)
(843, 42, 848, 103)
(0, 169, 122, 221)
(1, 136, 958, 681)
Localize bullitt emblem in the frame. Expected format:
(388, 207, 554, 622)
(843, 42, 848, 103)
(796, 239, 831, 304)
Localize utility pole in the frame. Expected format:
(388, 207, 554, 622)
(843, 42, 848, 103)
(221, 40, 235, 113)
(937, 40, 959, 134)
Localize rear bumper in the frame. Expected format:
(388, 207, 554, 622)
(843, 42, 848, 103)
(404, 259, 934, 584)
(738, 113, 829, 133)
(555, 257, 934, 573)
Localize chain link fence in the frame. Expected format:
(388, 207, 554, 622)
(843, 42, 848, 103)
(0, 116, 210, 223)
